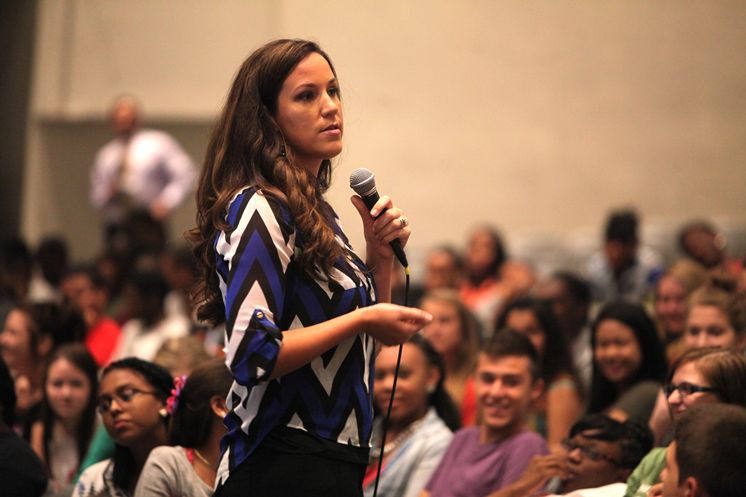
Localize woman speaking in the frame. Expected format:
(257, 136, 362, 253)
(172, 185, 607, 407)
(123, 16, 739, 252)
(190, 39, 432, 497)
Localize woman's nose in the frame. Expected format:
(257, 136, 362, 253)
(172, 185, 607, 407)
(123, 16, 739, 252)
(321, 94, 339, 116)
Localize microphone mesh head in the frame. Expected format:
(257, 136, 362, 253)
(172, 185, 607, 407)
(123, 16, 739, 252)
(349, 168, 376, 196)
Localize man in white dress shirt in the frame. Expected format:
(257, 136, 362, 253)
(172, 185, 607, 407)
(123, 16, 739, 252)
(90, 96, 196, 242)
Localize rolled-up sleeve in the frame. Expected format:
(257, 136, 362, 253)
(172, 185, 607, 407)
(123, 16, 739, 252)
(216, 189, 294, 386)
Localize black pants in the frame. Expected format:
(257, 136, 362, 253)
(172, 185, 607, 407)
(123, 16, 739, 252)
(214, 443, 366, 497)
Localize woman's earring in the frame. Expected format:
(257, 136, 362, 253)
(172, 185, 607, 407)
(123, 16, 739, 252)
(426, 384, 436, 395)
(279, 147, 287, 158)
(158, 407, 168, 418)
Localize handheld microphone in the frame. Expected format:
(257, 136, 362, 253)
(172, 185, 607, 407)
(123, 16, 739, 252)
(349, 168, 409, 268)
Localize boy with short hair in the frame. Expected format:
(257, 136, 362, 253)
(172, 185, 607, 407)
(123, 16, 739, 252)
(420, 330, 547, 497)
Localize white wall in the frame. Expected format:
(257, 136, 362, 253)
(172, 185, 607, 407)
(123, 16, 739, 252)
(23, 0, 746, 274)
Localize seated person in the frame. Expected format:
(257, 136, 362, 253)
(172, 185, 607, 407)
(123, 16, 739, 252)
(112, 270, 190, 361)
(488, 414, 652, 497)
(0, 357, 47, 497)
(61, 265, 122, 367)
(134, 359, 232, 497)
(364, 335, 459, 497)
(584, 209, 662, 303)
(625, 347, 746, 497)
(648, 285, 746, 445)
(652, 260, 708, 367)
(588, 301, 667, 423)
(420, 290, 481, 426)
(661, 404, 746, 497)
(419, 330, 547, 497)
(496, 298, 584, 451)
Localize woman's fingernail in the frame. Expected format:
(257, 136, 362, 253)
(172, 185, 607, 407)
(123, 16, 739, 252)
(370, 208, 379, 216)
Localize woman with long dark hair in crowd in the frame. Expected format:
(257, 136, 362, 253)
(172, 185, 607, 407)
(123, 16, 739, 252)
(74, 358, 172, 497)
(134, 358, 232, 497)
(364, 334, 459, 497)
(495, 297, 583, 450)
(190, 39, 431, 497)
(30, 344, 98, 495)
(588, 301, 666, 423)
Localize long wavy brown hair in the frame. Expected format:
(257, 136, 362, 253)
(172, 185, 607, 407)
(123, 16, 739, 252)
(188, 39, 343, 326)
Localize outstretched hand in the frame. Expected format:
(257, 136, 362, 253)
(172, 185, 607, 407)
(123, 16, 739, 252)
(359, 303, 432, 346)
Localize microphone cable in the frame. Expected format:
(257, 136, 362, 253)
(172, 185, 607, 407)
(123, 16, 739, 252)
(371, 265, 410, 497)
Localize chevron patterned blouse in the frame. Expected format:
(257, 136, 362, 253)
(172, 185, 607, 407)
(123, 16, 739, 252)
(214, 187, 377, 487)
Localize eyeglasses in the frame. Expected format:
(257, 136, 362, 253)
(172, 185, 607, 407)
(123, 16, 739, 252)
(561, 438, 620, 466)
(663, 382, 718, 398)
(97, 386, 159, 414)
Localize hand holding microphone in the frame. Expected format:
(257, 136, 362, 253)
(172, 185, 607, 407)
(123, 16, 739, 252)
(350, 168, 410, 268)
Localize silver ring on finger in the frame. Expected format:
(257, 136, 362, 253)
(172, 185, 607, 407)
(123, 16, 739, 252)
(399, 216, 409, 228)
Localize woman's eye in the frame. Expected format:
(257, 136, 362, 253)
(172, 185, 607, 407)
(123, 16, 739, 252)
(119, 388, 135, 401)
(328, 87, 340, 97)
(296, 91, 314, 102)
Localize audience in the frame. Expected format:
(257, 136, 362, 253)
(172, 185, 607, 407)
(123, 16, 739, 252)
(661, 404, 746, 497)
(649, 285, 746, 444)
(677, 220, 743, 280)
(112, 270, 190, 361)
(0, 302, 85, 440)
(74, 358, 172, 497)
(160, 245, 199, 320)
(495, 297, 583, 450)
(2, 164, 746, 497)
(134, 358, 232, 497)
(30, 344, 98, 496)
(682, 284, 746, 351)
(625, 347, 746, 497)
(585, 210, 662, 303)
(419, 289, 481, 426)
(423, 245, 464, 293)
(28, 236, 68, 304)
(652, 260, 708, 366)
(365, 335, 459, 497)
(588, 301, 666, 423)
(489, 414, 652, 497)
(420, 330, 547, 497)
(0, 238, 33, 303)
(460, 226, 535, 332)
(60, 266, 122, 367)
(0, 357, 48, 497)
(534, 272, 593, 397)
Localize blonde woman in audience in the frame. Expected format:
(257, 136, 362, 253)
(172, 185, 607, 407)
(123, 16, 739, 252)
(652, 260, 708, 367)
(495, 297, 583, 451)
(420, 290, 481, 426)
(364, 335, 459, 497)
(30, 344, 98, 496)
(74, 358, 172, 497)
(134, 359, 232, 497)
(681, 285, 746, 351)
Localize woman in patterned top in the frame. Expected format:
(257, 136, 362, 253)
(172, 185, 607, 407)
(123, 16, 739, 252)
(190, 39, 432, 497)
